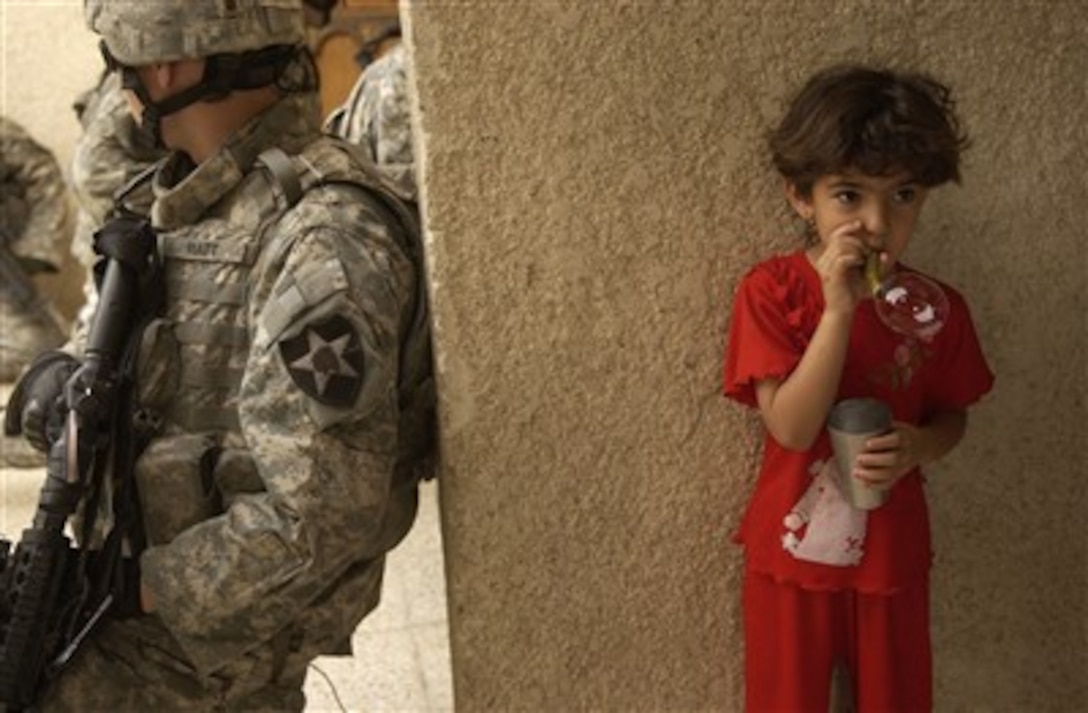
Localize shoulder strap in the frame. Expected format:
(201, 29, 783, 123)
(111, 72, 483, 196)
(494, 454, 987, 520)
(254, 147, 303, 209)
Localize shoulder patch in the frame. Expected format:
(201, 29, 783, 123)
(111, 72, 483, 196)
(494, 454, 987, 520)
(279, 315, 364, 407)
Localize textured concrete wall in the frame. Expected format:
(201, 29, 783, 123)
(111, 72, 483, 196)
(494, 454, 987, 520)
(406, 0, 1086, 710)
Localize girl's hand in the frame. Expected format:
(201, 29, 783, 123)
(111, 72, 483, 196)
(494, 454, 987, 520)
(811, 220, 869, 315)
(851, 420, 921, 488)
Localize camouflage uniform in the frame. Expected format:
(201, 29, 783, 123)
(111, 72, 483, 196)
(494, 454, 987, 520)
(324, 42, 417, 199)
(0, 118, 70, 271)
(67, 71, 165, 345)
(36, 2, 433, 710)
(70, 70, 163, 271)
(0, 116, 68, 379)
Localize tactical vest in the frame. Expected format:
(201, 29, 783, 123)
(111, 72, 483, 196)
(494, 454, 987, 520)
(133, 138, 436, 547)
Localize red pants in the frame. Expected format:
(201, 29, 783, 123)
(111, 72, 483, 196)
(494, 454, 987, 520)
(744, 570, 932, 712)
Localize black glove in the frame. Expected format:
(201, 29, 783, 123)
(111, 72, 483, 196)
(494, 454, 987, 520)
(4, 350, 80, 453)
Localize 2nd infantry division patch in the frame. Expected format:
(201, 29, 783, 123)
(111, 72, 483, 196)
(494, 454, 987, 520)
(279, 315, 365, 407)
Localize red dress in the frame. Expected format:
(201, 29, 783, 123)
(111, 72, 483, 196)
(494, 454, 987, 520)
(723, 251, 994, 594)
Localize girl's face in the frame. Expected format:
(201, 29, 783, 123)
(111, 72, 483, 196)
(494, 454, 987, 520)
(788, 169, 929, 268)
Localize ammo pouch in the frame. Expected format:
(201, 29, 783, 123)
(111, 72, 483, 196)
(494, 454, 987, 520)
(135, 434, 223, 547)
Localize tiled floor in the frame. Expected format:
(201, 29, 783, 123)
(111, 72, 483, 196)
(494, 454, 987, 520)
(304, 480, 453, 712)
(0, 384, 453, 712)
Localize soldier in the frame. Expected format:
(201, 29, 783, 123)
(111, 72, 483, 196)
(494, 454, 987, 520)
(0, 117, 69, 382)
(1, 75, 162, 469)
(324, 24, 417, 199)
(68, 70, 164, 341)
(6, 0, 434, 709)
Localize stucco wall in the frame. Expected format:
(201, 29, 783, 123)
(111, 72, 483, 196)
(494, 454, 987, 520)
(406, 0, 1086, 710)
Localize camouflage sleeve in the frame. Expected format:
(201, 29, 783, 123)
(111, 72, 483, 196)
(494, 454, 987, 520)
(70, 74, 160, 231)
(0, 116, 70, 269)
(324, 44, 413, 170)
(140, 185, 416, 675)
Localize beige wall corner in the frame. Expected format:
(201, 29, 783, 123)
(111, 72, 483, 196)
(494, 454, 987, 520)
(405, 0, 1087, 710)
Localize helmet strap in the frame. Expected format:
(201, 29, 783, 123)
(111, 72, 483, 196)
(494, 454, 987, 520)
(119, 45, 302, 148)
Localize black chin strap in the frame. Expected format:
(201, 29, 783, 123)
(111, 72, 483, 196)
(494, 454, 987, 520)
(118, 45, 302, 147)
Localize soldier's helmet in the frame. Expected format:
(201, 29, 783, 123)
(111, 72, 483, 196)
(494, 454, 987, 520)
(86, 0, 307, 66)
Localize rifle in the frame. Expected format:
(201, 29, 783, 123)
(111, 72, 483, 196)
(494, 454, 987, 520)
(0, 215, 158, 711)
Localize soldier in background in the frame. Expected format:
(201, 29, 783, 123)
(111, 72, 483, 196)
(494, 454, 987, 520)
(2, 74, 163, 469)
(67, 70, 164, 340)
(6, 0, 434, 708)
(323, 22, 417, 199)
(0, 117, 69, 382)
(299, 1, 414, 196)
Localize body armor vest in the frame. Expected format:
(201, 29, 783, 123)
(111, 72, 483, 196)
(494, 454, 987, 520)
(133, 138, 435, 547)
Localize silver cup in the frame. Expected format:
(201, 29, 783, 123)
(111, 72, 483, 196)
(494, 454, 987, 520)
(827, 398, 893, 510)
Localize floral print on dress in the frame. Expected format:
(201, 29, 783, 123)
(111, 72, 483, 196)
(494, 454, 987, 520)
(870, 337, 933, 390)
(769, 255, 822, 352)
(781, 458, 867, 567)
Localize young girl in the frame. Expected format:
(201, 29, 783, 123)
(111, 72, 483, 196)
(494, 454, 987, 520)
(723, 64, 994, 711)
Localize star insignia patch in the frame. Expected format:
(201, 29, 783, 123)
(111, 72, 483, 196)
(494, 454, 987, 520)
(279, 315, 364, 407)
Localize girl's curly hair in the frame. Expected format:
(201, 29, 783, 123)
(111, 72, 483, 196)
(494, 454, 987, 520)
(770, 64, 970, 196)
